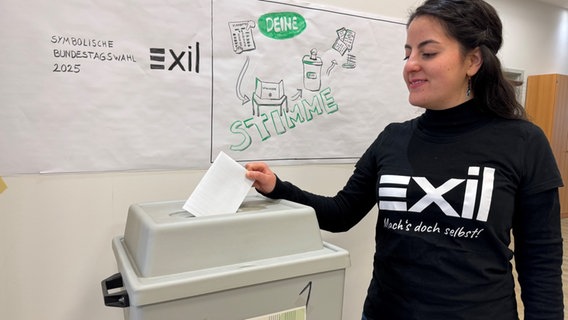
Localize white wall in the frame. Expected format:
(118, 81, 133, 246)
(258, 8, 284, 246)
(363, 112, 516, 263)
(1, 1, 566, 320)
(493, 0, 568, 76)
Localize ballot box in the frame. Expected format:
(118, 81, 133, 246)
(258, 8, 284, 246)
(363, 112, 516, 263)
(102, 195, 350, 320)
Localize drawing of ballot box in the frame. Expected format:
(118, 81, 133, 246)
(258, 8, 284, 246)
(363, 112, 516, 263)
(101, 195, 350, 320)
(252, 78, 288, 116)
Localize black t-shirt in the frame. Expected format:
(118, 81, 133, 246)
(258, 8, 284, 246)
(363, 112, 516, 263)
(266, 99, 564, 319)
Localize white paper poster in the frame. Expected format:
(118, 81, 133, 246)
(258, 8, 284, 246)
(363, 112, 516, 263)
(0, 0, 419, 175)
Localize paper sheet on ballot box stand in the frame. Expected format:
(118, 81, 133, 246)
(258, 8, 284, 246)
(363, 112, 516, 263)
(247, 306, 306, 320)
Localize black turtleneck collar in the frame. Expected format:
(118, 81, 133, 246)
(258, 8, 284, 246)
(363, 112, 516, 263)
(416, 98, 494, 137)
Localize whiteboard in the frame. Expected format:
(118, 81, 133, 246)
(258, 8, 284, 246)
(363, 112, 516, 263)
(0, 0, 419, 174)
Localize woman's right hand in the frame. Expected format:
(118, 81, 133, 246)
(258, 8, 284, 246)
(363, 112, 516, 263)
(245, 162, 277, 194)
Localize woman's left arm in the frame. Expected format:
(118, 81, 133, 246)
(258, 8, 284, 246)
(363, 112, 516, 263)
(513, 188, 564, 320)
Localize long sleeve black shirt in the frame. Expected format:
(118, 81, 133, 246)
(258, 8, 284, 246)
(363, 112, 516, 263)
(263, 99, 564, 319)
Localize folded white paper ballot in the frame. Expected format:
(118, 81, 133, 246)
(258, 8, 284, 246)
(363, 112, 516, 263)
(183, 151, 254, 216)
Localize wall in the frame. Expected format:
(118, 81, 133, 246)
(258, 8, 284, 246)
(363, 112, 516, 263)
(0, 0, 566, 320)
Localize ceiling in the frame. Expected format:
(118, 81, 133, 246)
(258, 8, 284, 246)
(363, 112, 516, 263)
(534, 0, 568, 9)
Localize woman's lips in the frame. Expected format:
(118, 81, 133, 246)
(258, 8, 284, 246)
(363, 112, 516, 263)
(408, 79, 427, 89)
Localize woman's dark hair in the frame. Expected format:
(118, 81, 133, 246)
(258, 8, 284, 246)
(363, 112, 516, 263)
(408, 0, 526, 119)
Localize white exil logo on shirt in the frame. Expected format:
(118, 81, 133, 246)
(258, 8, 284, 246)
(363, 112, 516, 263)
(378, 166, 495, 222)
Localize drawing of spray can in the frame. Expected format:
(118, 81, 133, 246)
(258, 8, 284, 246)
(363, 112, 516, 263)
(302, 48, 322, 91)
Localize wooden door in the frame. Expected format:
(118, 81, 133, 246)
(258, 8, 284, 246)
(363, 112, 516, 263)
(525, 74, 568, 218)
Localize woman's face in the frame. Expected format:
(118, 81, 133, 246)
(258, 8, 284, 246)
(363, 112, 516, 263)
(403, 15, 479, 110)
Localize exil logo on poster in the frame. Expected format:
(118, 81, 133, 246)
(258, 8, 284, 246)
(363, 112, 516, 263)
(149, 42, 200, 72)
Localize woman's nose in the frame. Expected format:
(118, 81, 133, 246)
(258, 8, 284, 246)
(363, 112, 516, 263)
(404, 55, 420, 73)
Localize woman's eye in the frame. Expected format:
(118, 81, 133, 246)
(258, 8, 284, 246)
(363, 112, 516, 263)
(422, 52, 437, 59)
(403, 52, 437, 61)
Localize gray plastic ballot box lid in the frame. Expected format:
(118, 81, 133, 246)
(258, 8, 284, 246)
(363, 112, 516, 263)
(113, 195, 350, 307)
(123, 195, 334, 277)
(113, 195, 350, 306)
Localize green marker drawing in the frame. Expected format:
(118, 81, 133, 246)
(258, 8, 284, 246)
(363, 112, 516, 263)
(302, 48, 322, 91)
(258, 12, 306, 40)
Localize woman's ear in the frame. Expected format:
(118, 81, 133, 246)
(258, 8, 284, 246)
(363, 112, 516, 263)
(466, 47, 483, 77)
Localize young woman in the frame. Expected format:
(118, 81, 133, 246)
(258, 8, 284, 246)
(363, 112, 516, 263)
(246, 0, 564, 319)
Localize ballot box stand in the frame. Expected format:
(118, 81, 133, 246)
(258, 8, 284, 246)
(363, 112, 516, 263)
(102, 195, 350, 320)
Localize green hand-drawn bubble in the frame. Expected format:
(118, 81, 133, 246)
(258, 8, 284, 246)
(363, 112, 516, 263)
(258, 12, 306, 40)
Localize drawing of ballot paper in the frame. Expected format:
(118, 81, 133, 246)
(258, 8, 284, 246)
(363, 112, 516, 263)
(332, 27, 356, 56)
(229, 20, 256, 54)
(251, 78, 288, 116)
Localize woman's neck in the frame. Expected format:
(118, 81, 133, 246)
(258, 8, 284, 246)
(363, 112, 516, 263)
(417, 98, 493, 135)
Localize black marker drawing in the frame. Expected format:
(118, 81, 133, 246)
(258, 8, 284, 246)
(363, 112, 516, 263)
(302, 48, 322, 92)
(333, 27, 357, 71)
(332, 27, 356, 56)
(290, 88, 302, 101)
(236, 56, 251, 104)
(299, 281, 312, 308)
(343, 54, 356, 69)
(226, 14, 357, 152)
(326, 59, 338, 75)
(229, 20, 257, 54)
(251, 78, 288, 116)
